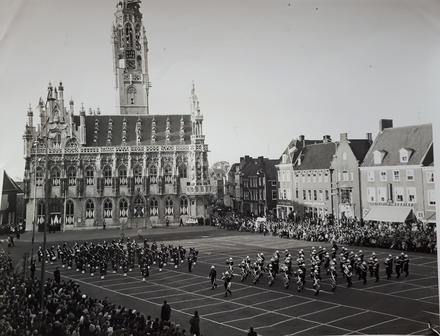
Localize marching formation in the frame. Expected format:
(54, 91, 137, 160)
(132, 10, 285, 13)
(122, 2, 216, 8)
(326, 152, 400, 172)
(37, 238, 199, 282)
(210, 243, 411, 297)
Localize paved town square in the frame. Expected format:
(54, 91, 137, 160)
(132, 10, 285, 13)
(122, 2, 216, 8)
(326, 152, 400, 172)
(0, 0, 438, 335)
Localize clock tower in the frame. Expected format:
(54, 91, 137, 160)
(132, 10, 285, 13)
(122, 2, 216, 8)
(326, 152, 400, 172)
(112, 0, 150, 115)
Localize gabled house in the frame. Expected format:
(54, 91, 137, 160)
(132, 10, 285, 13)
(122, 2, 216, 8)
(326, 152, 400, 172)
(359, 120, 435, 225)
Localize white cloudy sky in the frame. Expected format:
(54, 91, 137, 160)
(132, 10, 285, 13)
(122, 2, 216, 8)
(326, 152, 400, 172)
(0, 0, 439, 179)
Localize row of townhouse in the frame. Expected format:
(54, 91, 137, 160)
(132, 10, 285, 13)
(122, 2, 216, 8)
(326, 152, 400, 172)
(226, 156, 278, 217)
(275, 119, 436, 226)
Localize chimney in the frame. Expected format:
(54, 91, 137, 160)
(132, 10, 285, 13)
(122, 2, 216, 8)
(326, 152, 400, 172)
(323, 135, 331, 143)
(339, 133, 348, 142)
(379, 119, 393, 131)
(366, 132, 372, 143)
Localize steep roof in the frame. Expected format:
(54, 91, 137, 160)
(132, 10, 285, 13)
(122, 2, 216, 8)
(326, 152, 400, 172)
(348, 139, 372, 163)
(361, 124, 433, 167)
(74, 114, 193, 146)
(294, 142, 337, 171)
(240, 157, 278, 180)
(2, 171, 23, 194)
(279, 138, 323, 164)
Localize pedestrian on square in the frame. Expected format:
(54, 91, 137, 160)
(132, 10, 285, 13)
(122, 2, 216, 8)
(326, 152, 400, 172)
(209, 265, 217, 290)
(190, 311, 200, 336)
(54, 267, 61, 284)
(161, 300, 171, 322)
(248, 326, 258, 336)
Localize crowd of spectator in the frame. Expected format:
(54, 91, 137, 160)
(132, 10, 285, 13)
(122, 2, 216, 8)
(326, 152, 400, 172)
(0, 250, 197, 336)
(213, 213, 437, 254)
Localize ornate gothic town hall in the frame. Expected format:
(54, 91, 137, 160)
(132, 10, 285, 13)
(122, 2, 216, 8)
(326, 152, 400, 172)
(22, 0, 212, 232)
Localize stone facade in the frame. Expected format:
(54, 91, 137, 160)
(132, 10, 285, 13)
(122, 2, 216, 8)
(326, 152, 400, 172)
(21, 1, 212, 232)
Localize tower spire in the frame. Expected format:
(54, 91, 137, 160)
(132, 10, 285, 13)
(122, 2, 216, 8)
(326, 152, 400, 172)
(113, 0, 149, 115)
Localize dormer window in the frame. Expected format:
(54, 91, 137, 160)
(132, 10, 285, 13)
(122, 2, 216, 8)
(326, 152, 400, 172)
(399, 148, 412, 163)
(373, 150, 386, 165)
(282, 154, 288, 164)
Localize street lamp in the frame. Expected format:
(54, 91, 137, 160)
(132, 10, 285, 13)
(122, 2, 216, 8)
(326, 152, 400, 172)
(39, 135, 49, 308)
(30, 142, 40, 265)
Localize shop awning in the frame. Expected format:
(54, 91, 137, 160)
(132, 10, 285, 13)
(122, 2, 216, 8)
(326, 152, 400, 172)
(423, 212, 436, 223)
(363, 206, 414, 223)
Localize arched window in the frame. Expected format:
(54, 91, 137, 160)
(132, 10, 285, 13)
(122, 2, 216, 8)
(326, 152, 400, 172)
(119, 166, 127, 185)
(134, 166, 143, 185)
(133, 196, 145, 218)
(119, 198, 129, 218)
(165, 197, 174, 215)
(180, 197, 189, 215)
(65, 138, 78, 148)
(149, 198, 158, 216)
(66, 200, 74, 225)
(137, 55, 142, 69)
(52, 167, 61, 186)
(103, 199, 113, 219)
(103, 166, 112, 186)
(67, 167, 76, 186)
(36, 167, 44, 186)
(127, 86, 136, 105)
(52, 133, 61, 149)
(125, 23, 133, 47)
(86, 166, 94, 186)
(164, 165, 173, 184)
(179, 164, 187, 179)
(85, 199, 94, 219)
(37, 201, 45, 225)
(149, 165, 158, 184)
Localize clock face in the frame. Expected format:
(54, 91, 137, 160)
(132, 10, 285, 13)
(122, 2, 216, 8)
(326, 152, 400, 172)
(136, 42, 141, 51)
(127, 60, 135, 69)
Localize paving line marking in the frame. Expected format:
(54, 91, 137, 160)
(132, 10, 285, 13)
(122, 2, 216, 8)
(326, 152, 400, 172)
(46, 270, 248, 334)
(296, 305, 340, 318)
(423, 310, 440, 316)
(153, 266, 434, 327)
(326, 310, 369, 325)
(353, 317, 400, 333)
(168, 297, 208, 305)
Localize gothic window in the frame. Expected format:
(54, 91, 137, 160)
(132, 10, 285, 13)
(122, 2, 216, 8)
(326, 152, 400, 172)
(103, 199, 113, 219)
(85, 200, 94, 219)
(65, 138, 78, 148)
(37, 201, 45, 225)
(164, 165, 173, 184)
(67, 167, 76, 186)
(127, 86, 136, 105)
(165, 198, 174, 216)
(134, 196, 145, 218)
(149, 165, 158, 184)
(125, 23, 133, 48)
(86, 167, 95, 186)
(134, 166, 143, 185)
(52, 133, 61, 149)
(180, 197, 189, 215)
(66, 200, 74, 225)
(51, 167, 61, 186)
(119, 198, 129, 218)
(150, 198, 159, 216)
(103, 166, 112, 186)
(119, 166, 128, 185)
(179, 164, 187, 179)
(36, 167, 44, 186)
